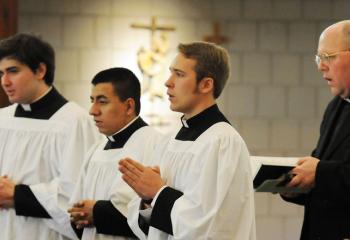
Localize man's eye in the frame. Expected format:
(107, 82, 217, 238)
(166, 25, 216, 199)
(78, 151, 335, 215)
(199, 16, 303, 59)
(8, 68, 18, 73)
(176, 72, 184, 77)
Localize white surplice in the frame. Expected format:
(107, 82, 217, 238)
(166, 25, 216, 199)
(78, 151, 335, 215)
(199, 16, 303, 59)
(71, 125, 161, 240)
(128, 122, 256, 240)
(0, 102, 100, 240)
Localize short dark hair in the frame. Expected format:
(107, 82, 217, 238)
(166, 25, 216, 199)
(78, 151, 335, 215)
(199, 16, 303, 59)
(0, 33, 55, 85)
(178, 42, 230, 99)
(91, 67, 141, 115)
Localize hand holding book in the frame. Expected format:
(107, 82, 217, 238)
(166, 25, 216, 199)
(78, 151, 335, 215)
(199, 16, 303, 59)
(251, 156, 310, 193)
(287, 156, 319, 190)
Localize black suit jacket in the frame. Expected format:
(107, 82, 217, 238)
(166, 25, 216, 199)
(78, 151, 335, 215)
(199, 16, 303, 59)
(283, 96, 350, 240)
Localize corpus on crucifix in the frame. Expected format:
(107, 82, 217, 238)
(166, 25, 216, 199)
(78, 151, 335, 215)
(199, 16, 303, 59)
(131, 16, 176, 128)
(131, 16, 175, 99)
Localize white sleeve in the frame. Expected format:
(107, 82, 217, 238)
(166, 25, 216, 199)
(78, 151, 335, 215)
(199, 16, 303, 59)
(120, 128, 163, 239)
(29, 116, 100, 239)
(127, 196, 148, 240)
(111, 127, 162, 214)
(69, 144, 99, 205)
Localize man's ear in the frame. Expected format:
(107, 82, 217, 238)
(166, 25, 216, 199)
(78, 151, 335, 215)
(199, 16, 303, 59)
(125, 98, 136, 116)
(35, 63, 47, 81)
(199, 77, 214, 94)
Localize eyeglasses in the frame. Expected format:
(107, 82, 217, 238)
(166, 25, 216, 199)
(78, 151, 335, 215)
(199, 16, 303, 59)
(315, 49, 350, 65)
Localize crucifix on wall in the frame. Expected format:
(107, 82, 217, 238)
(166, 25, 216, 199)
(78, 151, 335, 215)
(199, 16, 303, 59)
(0, 0, 17, 108)
(131, 16, 176, 127)
(203, 22, 230, 45)
(131, 16, 175, 98)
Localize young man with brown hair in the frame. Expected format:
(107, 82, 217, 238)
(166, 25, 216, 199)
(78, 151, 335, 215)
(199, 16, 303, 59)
(119, 42, 256, 240)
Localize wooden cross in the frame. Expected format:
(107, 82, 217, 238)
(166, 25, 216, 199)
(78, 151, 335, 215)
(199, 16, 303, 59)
(204, 22, 229, 45)
(0, 0, 17, 108)
(131, 16, 175, 48)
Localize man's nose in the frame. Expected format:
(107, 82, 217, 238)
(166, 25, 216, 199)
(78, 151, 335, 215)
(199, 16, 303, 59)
(0, 73, 10, 87)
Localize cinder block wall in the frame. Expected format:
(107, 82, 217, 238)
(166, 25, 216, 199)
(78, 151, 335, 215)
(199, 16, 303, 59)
(18, 0, 349, 239)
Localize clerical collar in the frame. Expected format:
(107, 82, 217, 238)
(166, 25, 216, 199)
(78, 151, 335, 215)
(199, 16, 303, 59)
(15, 87, 68, 119)
(107, 116, 139, 142)
(20, 87, 53, 111)
(176, 104, 229, 141)
(104, 116, 148, 150)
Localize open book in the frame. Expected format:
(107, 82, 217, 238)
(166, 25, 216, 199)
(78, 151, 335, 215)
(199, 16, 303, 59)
(251, 156, 309, 193)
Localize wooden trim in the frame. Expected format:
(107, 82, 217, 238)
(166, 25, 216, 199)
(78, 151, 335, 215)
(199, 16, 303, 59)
(0, 0, 17, 107)
(0, 0, 17, 38)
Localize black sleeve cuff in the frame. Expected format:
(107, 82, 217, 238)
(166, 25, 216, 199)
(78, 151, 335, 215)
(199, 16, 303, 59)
(138, 213, 150, 235)
(93, 200, 136, 237)
(280, 193, 307, 205)
(150, 187, 183, 235)
(137, 199, 153, 235)
(316, 160, 337, 193)
(14, 184, 51, 218)
(71, 222, 83, 239)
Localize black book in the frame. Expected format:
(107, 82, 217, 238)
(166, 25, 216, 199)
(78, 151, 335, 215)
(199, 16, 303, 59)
(251, 156, 308, 193)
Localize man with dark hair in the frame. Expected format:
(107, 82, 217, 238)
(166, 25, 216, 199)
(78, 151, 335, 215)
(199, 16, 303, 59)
(119, 42, 256, 239)
(0, 33, 100, 240)
(282, 20, 350, 239)
(68, 67, 160, 240)
(0, 32, 55, 86)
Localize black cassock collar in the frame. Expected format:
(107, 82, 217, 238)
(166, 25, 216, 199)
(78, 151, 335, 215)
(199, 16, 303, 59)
(104, 117, 148, 150)
(15, 87, 68, 119)
(175, 104, 230, 141)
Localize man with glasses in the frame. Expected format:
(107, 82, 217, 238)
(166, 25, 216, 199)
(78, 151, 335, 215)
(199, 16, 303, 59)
(282, 20, 350, 239)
